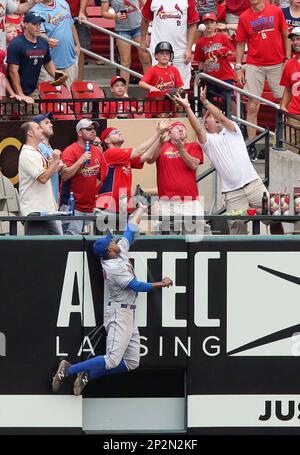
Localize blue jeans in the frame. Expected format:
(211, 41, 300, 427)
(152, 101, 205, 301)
(115, 27, 141, 40)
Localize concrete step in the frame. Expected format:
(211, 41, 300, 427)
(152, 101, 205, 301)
(83, 61, 145, 97)
(252, 159, 266, 180)
(83, 62, 115, 84)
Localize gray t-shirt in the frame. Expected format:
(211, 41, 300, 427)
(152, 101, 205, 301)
(101, 0, 141, 32)
(101, 237, 137, 305)
(195, 0, 216, 18)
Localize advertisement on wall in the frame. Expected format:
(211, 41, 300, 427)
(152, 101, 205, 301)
(0, 236, 300, 433)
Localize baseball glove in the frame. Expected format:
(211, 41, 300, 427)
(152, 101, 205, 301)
(134, 184, 153, 208)
(165, 88, 186, 106)
(50, 70, 68, 86)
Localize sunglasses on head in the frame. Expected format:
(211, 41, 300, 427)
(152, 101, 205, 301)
(83, 126, 96, 131)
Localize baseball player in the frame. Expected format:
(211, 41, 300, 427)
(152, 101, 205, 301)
(52, 203, 173, 395)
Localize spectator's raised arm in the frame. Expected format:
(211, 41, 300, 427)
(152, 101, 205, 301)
(15, 0, 43, 15)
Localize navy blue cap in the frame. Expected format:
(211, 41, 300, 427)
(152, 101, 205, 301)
(23, 12, 45, 24)
(32, 112, 53, 123)
(93, 231, 113, 258)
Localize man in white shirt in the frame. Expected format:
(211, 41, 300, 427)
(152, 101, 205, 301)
(174, 88, 284, 234)
(18, 121, 64, 235)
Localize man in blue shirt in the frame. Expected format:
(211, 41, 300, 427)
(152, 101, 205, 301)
(32, 112, 62, 203)
(7, 11, 56, 104)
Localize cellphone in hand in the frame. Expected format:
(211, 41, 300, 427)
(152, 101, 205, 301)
(120, 8, 128, 19)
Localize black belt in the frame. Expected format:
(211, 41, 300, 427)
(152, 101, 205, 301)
(107, 302, 136, 310)
(223, 179, 257, 194)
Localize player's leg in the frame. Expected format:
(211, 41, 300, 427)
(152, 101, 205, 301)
(122, 324, 140, 372)
(69, 306, 133, 375)
(72, 307, 133, 395)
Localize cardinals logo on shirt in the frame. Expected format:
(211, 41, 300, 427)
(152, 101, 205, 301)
(156, 4, 182, 19)
(47, 5, 69, 25)
(155, 75, 176, 91)
(121, 164, 131, 176)
(164, 148, 179, 159)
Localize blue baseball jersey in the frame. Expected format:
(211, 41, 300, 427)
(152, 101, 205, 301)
(101, 237, 137, 305)
(32, 0, 77, 69)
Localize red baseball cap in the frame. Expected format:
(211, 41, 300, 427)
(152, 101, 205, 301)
(110, 75, 127, 87)
(202, 12, 217, 22)
(100, 127, 119, 142)
(170, 121, 187, 129)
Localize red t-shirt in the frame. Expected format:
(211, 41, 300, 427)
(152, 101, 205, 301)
(226, 0, 250, 16)
(66, 0, 80, 17)
(194, 33, 235, 81)
(97, 147, 144, 212)
(217, 1, 226, 22)
(157, 141, 203, 199)
(236, 4, 287, 66)
(141, 64, 184, 116)
(61, 142, 106, 212)
(0, 49, 6, 75)
(102, 99, 137, 119)
(280, 57, 300, 114)
(5, 15, 23, 35)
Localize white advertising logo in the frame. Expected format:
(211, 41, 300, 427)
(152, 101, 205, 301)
(227, 252, 300, 356)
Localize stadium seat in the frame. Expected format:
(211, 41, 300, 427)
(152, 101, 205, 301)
(38, 82, 76, 120)
(70, 81, 106, 118)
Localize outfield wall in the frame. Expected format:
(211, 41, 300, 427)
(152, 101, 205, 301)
(0, 236, 300, 434)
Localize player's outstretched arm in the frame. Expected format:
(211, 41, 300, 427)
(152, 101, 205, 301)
(122, 203, 148, 246)
(128, 203, 148, 226)
(126, 277, 173, 292)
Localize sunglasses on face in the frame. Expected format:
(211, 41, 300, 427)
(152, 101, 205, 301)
(108, 130, 120, 136)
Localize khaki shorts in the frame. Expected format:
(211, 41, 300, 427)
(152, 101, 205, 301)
(151, 198, 211, 235)
(224, 178, 274, 235)
(244, 63, 284, 100)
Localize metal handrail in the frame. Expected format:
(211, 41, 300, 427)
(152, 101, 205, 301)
(78, 18, 143, 79)
(194, 72, 280, 110)
(2, 213, 299, 236)
(194, 72, 279, 137)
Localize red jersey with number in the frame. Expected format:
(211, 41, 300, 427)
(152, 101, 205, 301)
(236, 4, 287, 66)
(61, 142, 107, 212)
(157, 141, 203, 199)
(280, 57, 300, 114)
(194, 33, 235, 81)
(141, 64, 183, 116)
(97, 147, 144, 212)
(102, 99, 138, 119)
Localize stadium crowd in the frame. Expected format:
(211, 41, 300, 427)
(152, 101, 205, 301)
(0, 0, 298, 236)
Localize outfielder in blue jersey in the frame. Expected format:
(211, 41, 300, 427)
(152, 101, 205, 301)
(52, 203, 173, 395)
